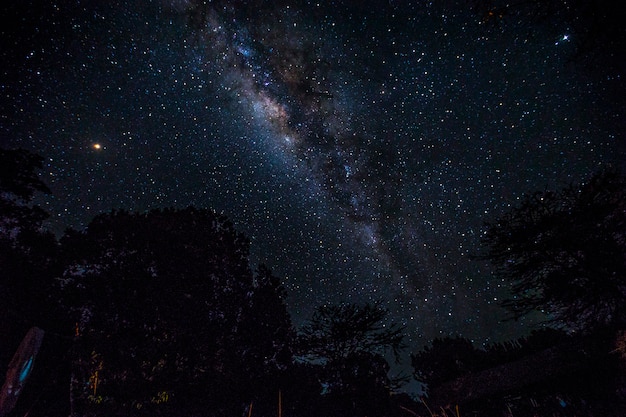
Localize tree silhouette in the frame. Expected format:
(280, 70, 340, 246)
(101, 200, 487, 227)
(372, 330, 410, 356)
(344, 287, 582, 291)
(0, 148, 69, 416)
(0, 148, 50, 213)
(297, 302, 405, 415)
(0, 147, 57, 340)
(412, 329, 623, 415)
(231, 264, 295, 416)
(0, 147, 53, 260)
(298, 303, 405, 364)
(411, 336, 482, 390)
(59, 208, 293, 416)
(480, 168, 626, 331)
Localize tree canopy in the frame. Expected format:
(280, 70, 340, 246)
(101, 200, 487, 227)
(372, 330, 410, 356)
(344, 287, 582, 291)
(0, 148, 417, 416)
(296, 303, 406, 415)
(0, 147, 56, 327)
(0, 148, 50, 236)
(298, 303, 405, 365)
(58, 208, 293, 416)
(0, 148, 66, 417)
(480, 168, 626, 331)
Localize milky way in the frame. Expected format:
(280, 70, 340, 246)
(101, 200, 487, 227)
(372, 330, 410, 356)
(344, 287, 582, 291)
(2, 0, 624, 370)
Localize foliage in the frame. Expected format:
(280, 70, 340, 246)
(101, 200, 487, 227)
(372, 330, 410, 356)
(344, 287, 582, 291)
(0, 147, 475, 414)
(297, 302, 405, 415)
(0, 148, 50, 236)
(0, 147, 58, 339)
(239, 264, 294, 374)
(0, 148, 69, 416)
(411, 336, 481, 389)
(412, 328, 625, 416)
(298, 302, 405, 365)
(480, 168, 626, 331)
(0, 148, 50, 201)
(233, 264, 295, 416)
(58, 208, 293, 416)
(412, 329, 573, 391)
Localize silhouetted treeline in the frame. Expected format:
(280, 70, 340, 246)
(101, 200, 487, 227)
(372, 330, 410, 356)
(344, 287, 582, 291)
(0, 147, 414, 417)
(413, 328, 625, 416)
(413, 165, 626, 416)
(1, 149, 625, 417)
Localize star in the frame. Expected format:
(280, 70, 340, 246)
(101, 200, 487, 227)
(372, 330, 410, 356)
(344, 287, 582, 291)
(1, 0, 623, 383)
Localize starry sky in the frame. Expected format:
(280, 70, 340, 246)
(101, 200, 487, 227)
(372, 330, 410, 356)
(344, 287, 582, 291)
(2, 0, 624, 366)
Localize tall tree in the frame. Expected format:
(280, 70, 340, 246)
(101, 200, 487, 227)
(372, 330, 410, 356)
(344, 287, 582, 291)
(0, 148, 67, 416)
(411, 329, 571, 393)
(411, 336, 481, 390)
(59, 208, 293, 416)
(471, 0, 626, 72)
(297, 303, 405, 415)
(299, 303, 405, 364)
(232, 264, 295, 416)
(412, 329, 622, 415)
(0, 148, 50, 234)
(0, 147, 57, 345)
(480, 168, 626, 331)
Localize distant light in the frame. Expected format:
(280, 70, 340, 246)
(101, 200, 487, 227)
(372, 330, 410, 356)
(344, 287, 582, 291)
(92, 143, 102, 150)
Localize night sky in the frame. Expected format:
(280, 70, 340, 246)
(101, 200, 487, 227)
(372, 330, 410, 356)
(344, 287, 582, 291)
(2, 0, 624, 370)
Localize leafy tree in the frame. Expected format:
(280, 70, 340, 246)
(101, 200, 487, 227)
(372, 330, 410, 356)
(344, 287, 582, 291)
(0, 147, 58, 348)
(480, 169, 626, 331)
(230, 264, 295, 416)
(413, 329, 623, 415)
(239, 265, 293, 372)
(411, 336, 482, 390)
(299, 303, 405, 364)
(411, 329, 572, 393)
(0, 148, 69, 416)
(58, 208, 293, 416)
(0, 147, 50, 234)
(297, 302, 405, 415)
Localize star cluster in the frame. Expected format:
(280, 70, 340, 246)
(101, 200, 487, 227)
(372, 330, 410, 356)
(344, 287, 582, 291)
(2, 0, 623, 363)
